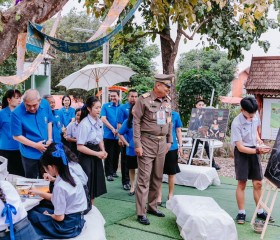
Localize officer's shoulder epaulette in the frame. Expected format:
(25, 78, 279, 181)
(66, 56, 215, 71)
(142, 92, 151, 98)
(167, 95, 171, 100)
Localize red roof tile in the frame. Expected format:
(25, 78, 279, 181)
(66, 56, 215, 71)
(246, 56, 280, 95)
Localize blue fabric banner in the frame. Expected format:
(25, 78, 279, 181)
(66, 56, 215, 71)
(28, 0, 142, 54)
(26, 23, 44, 54)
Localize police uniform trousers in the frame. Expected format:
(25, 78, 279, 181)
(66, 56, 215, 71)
(136, 135, 166, 216)
(79, 143, 107, 199)
(28, 207, 85, 239)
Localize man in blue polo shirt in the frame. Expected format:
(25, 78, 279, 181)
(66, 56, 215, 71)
(101, 90, 121, 181)
(117, 89, 138, 190)
(11, 89, 53, 178)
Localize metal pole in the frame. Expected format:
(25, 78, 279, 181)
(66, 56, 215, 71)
(210, 88, 215, 107)
(102, 42, 109, 104)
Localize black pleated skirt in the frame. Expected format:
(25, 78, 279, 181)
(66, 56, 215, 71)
(78, 143, 107, 199)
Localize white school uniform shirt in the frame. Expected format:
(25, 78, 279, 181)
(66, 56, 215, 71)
(51, 175, 87, 215)
(0, 181, 27, 231)
(231, 112, 260, 147)
(76, 115, 104, 145)
(68, 162, 88, 186)
(66, 121, 79, 139)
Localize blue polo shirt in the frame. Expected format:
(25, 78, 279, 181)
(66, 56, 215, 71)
(59, 106, 75, 127)
(0, 107, 19, 150)
(11, 99, 53, 159)
(116, 102, 131, 124)
(52, 109, 63, 143)
(118, 119, 136, 156)
(170, 111, 183, 151)
(101, 102, 121, 139)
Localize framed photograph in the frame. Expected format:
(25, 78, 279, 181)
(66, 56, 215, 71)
(264, 129, 280, 188)
(262, 98, 280, 140)
(187, 108, 229, 141)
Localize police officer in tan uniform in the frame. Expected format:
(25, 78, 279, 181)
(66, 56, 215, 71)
(133, 73, 173, 225)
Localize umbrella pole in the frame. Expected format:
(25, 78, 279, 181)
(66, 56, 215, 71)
(96, 77, 99, 100)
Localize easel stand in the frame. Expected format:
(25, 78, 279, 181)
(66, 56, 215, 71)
(250, 178, 279, 240)
(188, 138, 215, 167)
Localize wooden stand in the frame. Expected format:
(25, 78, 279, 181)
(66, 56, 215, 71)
(188, 138, 215, 167)
(250, 178, 279, 240)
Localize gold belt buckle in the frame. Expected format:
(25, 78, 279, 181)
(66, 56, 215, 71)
(157, 136, 162, 140)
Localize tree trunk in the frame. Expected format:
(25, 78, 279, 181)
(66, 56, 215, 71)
(159, 25, 182, 111)
(0, 0, 69, 64)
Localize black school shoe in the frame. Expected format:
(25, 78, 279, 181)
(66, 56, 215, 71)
(123, 183, 130, 190)
(107, 176, 114, 181)
(257, 212, 275, 223)
(112, 172, 119, 178)
(236, 213, 246, 224)
(137, 215, 150, 225)
(147, 209, 165, 217)
(212, 163, 221, 170)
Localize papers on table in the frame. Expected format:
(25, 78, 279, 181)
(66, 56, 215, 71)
(16, 178, 49, 186)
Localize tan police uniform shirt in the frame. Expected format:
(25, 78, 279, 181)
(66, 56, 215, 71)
(133, 90, 172, 148)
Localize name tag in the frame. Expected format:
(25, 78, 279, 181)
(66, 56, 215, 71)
(156, 109, 166, 125)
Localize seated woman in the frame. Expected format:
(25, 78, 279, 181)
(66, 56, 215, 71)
(0, 180, 41, 240)
(42, 144, 92, 214)
(28, 143, 87, 239)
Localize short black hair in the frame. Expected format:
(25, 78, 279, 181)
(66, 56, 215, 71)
(109, 90, 120, 96)
(128, 89, 137, 96)
(240, 97, 258, 114)
(2, 89, 21, 108)
(195, 99, 205, 105)
(62, 95, 72, 106)
(75, 108, 81, 114)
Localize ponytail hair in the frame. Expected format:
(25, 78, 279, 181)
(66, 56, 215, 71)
(0, 187, 6, 204)
(40, 143, 76, 187)
(2, 89, 21, 109)
(80, 97, 100, 122)
(127, 104, 134, 129)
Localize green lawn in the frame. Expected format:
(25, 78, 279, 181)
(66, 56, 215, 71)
(95, 175, 280, 240)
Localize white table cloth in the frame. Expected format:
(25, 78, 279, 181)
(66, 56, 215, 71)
(167, 195, 237, 240)
(163, 164, 220, 190)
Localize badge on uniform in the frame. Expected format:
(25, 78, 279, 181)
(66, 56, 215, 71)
(156, 109, 166, 125)
(167, 116, 172, 123)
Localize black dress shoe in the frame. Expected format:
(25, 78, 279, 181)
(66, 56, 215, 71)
(212, 163, 221, 170)
(112, 173, 119, 178)
(123, 183, 130, 190)
(128, 191, 135, 196)
(147, 209, 165, 217)
(157, 202, 163, 207)
(137, 215, 150, 225)
(107, 176, 114, 181)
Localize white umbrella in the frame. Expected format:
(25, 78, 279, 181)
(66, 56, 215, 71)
(57, 63, 136, 91)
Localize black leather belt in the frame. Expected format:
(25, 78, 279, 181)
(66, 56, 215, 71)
(0, 217, 29, 237)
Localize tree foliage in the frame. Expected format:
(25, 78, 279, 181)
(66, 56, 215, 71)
(177, 49, 237, 91)
(83, 0, 279, 110)
(177, 69, 221, 126)
(0, 0, 69, 64)
(44, 9, 159, 99)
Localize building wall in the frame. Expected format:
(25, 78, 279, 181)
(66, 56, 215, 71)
(231, 71, 249, 97)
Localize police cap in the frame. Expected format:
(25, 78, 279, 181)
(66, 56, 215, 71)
(154, 73, 175, 87)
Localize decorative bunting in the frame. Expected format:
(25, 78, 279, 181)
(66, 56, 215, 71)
(29, 0, 142, 54)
